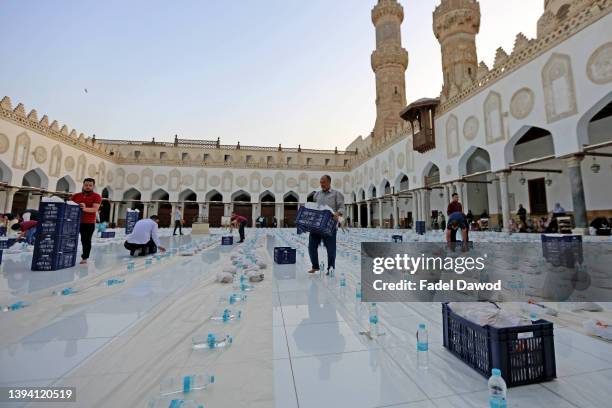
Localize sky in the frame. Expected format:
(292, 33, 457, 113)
(0, 0, 542, 150)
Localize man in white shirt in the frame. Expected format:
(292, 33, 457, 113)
(124, 215, 166, 256)
(173, 206, 183, 236)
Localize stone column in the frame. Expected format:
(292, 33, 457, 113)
(566, 156, 589, 234)
(276, 203, 284, 228)
(366, 201, 372, 228)
(377, 198, 384, 228)
(223, 203, 232, 217)
(418, 190, 425, 221)
(171, 203, 177, 225)
(113, 202, 120, 224)
(411, 191, 418, 227)
(443, 184, 450, 210)
(4, 187, 18, 213)
(143, 202, 149, 218)
(355, 203, 360, 227)
(392, 195, 399, 228)
(199, 203, 207, 222)
(498, 172, 511, 232)
(423, 189, 431, 229)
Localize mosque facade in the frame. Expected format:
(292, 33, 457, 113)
(1, 0, 611, 233)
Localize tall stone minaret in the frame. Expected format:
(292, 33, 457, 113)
(371, 0, 408, 143)
(433, 0, 480, 101)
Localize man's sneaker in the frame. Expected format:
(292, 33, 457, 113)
(307, 268, 319, 274)
(79, 259, 87, 265)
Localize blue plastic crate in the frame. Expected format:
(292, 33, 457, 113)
(442, 303, 556, 387)
(31, 250, 77, 271)
(39, 201, 81, 222)
(37, 218, 80, 236)
(221, 236, 233, 245)
(0, 238, 16, 250)
(274, 247, 296, 264)
(541, 234, 583, 267)
(101, 231, 116, 238)
(125, 212, 139, 235)
(295, 206, 337, 237)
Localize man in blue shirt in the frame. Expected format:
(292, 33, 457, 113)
(446, 211, 468, 242)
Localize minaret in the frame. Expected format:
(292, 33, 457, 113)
(433, 0, 480, 102)
(371, 0, 408, 143)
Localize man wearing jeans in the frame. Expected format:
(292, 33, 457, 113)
(71, 178, 102, 265)
(173, 205, 183, 235)
(230, 212, 248, 243)
(307, 175, 344, 275)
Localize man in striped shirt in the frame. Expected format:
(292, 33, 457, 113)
(307, 175, 345, 275)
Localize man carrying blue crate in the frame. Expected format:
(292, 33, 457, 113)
(307, 175, 344, 276)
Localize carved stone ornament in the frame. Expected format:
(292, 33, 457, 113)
(587, 42, 612, 85)
(209, 175, 221, 188)
(154, 174, 168, 186)
(510, 88, 535, 119)
(0, 134, 10, 154)
(33, 146, 47, 164)
(182, 175, 194, 186)
(263, 177, 274, 188)
(463, 116, 479, 141)
(236, 176, 247, 188)
(126, 173, 139, 185)
(64, 156, 75, 171)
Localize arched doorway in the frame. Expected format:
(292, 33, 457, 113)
(460, 147, 492, 219)
(232, 190, 252, 226)
(56, 175, 76, 193)
(122, 188, 143, 226)
(259, 191, 275, 227)
(283, 191, 299, 227)
(307, 191, 316, 202)
(152, 189, 171, 227)
(207, 190, 223, 227)
(179, 189, 198, 227)
(13, 168, 48, 215)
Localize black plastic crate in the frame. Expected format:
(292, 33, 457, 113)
(101, 231, 116, 238)
(442, 303, 556, 387)
(221, 236, 233, 245)
(295, 207, 337, 237)
(274, 247, 296, 264)
(392, 235, 403, 243)
(56, 251, 77, 269)
(415, 221, 426, 235)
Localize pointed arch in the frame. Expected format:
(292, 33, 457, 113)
(179, 188, 197, 202)
(151, 188, 170, 201)
(0, 159, 12, 184)
(458, 146, 492, 176)
(22, 167, 48, 189)
(56, 175, 76, 193)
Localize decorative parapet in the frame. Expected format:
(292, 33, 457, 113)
(437, 0, 611, 115)
(0, 98, 110, 160)
(371, 0, 404, 25)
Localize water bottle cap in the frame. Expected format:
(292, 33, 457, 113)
(419, 323, 426, 329)
(492, 368, 501, 376)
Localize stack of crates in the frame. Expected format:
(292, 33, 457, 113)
(415, 221, 426, 235)
(0, 238, 16, 265)
(125, 210, 139, 235)
(541, 234, 583, 268)
(221, 236, 233, 245)
(31, 201, 81, 271)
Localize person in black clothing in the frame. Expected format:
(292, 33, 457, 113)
(517, 204, 527, 224)
(590, 217, 611, 236)
(466, 210, 474, 225)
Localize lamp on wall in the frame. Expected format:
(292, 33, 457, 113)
(590, 158, 601, 174)
(545, 173, 553, 186)
(519, 172, 526, 185)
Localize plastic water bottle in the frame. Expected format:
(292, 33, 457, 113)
(192, 333, 233, 350)
(369, 303, 379, 338)
(2, 301, 29, 312)
(356, 282, 362, 300)
(227, 293, 247, 305)
(127, 260, 135, 272)
(319, 261, 325, 274)
(106, 279, 125, 286)
(53, 287, 75, 296)
(488, 368, 507, 408)
(145, 256, 153, 266)
(156, 254, 162, 262)
(417, 323, 429, 369)
(160, 373, 215, 396)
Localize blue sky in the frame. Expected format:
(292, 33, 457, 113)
(1, 0, 541, 150)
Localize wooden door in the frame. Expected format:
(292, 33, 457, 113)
(261, 204, 275, 227)
(284, 204, 298, 227)
(11, 191, 29, 215)
(233, 204, 252, 226)
(158, 203, 172, 227)
(209, 203, 224, 227)
(528, 178, 548, 215)
(183, 203, 199, 227)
